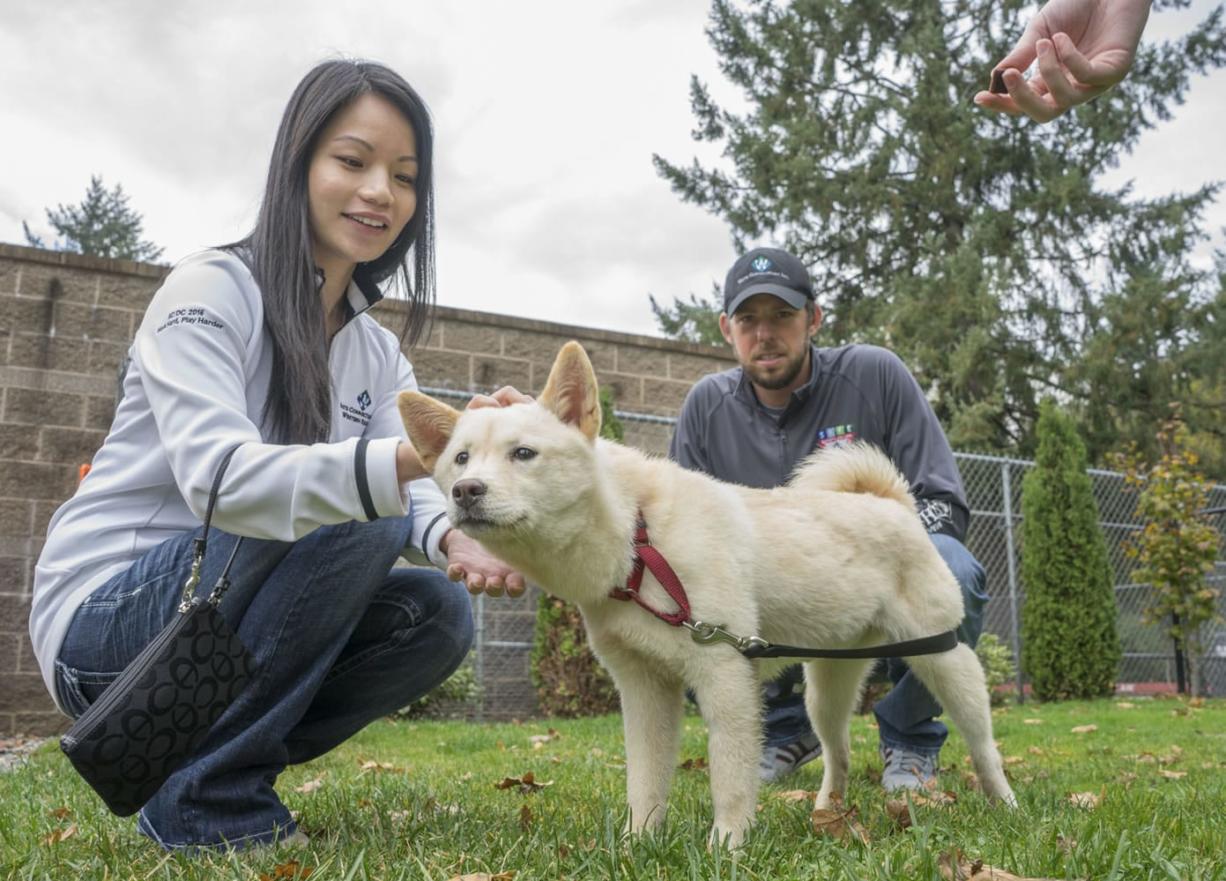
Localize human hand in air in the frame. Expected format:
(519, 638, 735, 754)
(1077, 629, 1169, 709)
(974, 0, 1151, 123)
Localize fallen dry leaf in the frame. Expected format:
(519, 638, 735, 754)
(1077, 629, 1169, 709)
(494, 772, 552, 794)
(1158, 769, 1187, 780)
(774, 789, 817, 802)
(1158, 746, 1183, 765)
(810, 807, 869, 843)
(1027, 746, 1045, 757)
(679, 757, 708, 771)
(259, 860, 314, 881)
(939, 848, 1060, 880)
(1117, 771, 1138, 786)
(519, 804, 533, 830)
(1188, 697, 1205, 709)
(295, 775, 325, 794)
(1003, 756, 1026, 766)
(1023, 718, 1044, 725)
(810, 795, 869, 844)
(47, 807, 71, 820)
(1056, 835, 1077, 855)
(1115, 701, 1135, 709)
(41, 824, 77, 846)
(962, 771, 981, 791)
(1068, 791, 1100, 809)
(357, 760, 404, 774)
(529, 729, 560, 748)
(885, 799, 913, 829)
(447, 874, 515, 881)
(1070, 724, 1098, 734)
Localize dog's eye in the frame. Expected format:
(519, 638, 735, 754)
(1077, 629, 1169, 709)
(511, 447, 537, 462)
(455, 450, 469, 465)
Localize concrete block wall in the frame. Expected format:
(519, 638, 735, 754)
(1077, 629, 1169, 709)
(0, 243, 733, 733)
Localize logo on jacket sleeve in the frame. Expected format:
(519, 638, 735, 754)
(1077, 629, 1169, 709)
(917, 498, 953, 533)
(816, 423, 857, 449)
(357, 390, 372, 411)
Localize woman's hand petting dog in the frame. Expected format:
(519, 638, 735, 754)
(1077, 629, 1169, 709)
(441, 529, 527, 597)
(467, 385, 534, 409)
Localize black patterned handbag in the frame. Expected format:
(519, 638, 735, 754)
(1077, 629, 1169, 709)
(60, 446, 255, 816)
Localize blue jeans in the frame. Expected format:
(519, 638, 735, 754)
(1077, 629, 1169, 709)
(55, 515, 474, 851)
(763, 533, 987, 756)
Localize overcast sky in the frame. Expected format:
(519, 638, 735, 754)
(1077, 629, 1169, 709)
(1, 1, 1222, 338)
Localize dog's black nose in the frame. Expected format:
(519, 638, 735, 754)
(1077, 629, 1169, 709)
(451, 479, 487, 509)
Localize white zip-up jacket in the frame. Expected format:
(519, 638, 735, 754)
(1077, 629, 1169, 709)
(31, 249, 451, 712)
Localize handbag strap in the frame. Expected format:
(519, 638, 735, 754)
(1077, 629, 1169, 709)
(178, 445, 244, 613)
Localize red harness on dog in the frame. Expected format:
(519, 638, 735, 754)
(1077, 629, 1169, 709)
(607, 510, 959, 661)
(608, 514, 690, 625)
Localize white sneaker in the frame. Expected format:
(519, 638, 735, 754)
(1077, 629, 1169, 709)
(879, 744, 938, 791)
(759, 733, 822, 782)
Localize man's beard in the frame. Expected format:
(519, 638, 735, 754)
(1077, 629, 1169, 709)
(742, 349, 808, 391)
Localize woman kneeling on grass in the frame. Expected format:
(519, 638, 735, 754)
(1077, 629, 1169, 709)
(29, 59, 525, 852)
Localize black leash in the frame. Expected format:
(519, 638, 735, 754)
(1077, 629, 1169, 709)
(683, 619, 959, 660)
(742, 629, 959, 660)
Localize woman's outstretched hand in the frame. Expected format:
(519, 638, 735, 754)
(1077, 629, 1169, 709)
(441, 529, 527, 598)
(974, 0, 1151, 123)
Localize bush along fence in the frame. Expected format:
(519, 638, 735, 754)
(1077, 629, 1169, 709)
(433, 399, 1226, 720)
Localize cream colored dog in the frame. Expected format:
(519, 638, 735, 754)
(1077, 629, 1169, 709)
(399, 341, 1015, 847)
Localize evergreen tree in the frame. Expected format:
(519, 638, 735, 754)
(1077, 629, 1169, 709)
(24, 175, 164, 262)
(653, 0, 1226, 459)
(1020, 398, 1121, 700)
(649, 285, 725, 346)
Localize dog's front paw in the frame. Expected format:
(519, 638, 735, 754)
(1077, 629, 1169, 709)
(814, 789, 843, 812)
(708, 823, 748, 851)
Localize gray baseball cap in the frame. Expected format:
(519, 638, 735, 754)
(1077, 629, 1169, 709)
(723, 247, 815, 316)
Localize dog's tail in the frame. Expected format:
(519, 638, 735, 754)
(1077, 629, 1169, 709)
(790, 442, 916, 511)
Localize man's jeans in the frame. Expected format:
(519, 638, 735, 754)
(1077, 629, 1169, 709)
(55, 515, 474, 851)
(763, 533, 988, 756)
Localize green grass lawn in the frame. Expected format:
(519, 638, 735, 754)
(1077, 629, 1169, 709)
(1, 697, 1223, 880)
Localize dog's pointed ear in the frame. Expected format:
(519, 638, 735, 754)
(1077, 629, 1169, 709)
(538, 341, 601, 441)
(397, 391, 460, 473)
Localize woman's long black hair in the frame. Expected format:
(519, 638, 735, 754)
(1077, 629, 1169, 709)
(230, 59, 436, 444)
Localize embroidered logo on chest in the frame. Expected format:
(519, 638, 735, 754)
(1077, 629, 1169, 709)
(816, 423, 857, 449)
(339, 390, 373, 428)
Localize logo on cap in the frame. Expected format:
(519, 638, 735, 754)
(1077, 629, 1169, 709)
(751, 256, 772, 273)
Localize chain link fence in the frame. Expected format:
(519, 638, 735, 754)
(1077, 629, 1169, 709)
(958, 454, 1226, 698)
(419, 391, 1226, 717)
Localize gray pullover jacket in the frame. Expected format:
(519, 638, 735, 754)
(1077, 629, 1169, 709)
(669, 343, 969, 540)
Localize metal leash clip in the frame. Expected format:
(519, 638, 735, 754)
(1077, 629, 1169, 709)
(683, 619, 769, 654)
